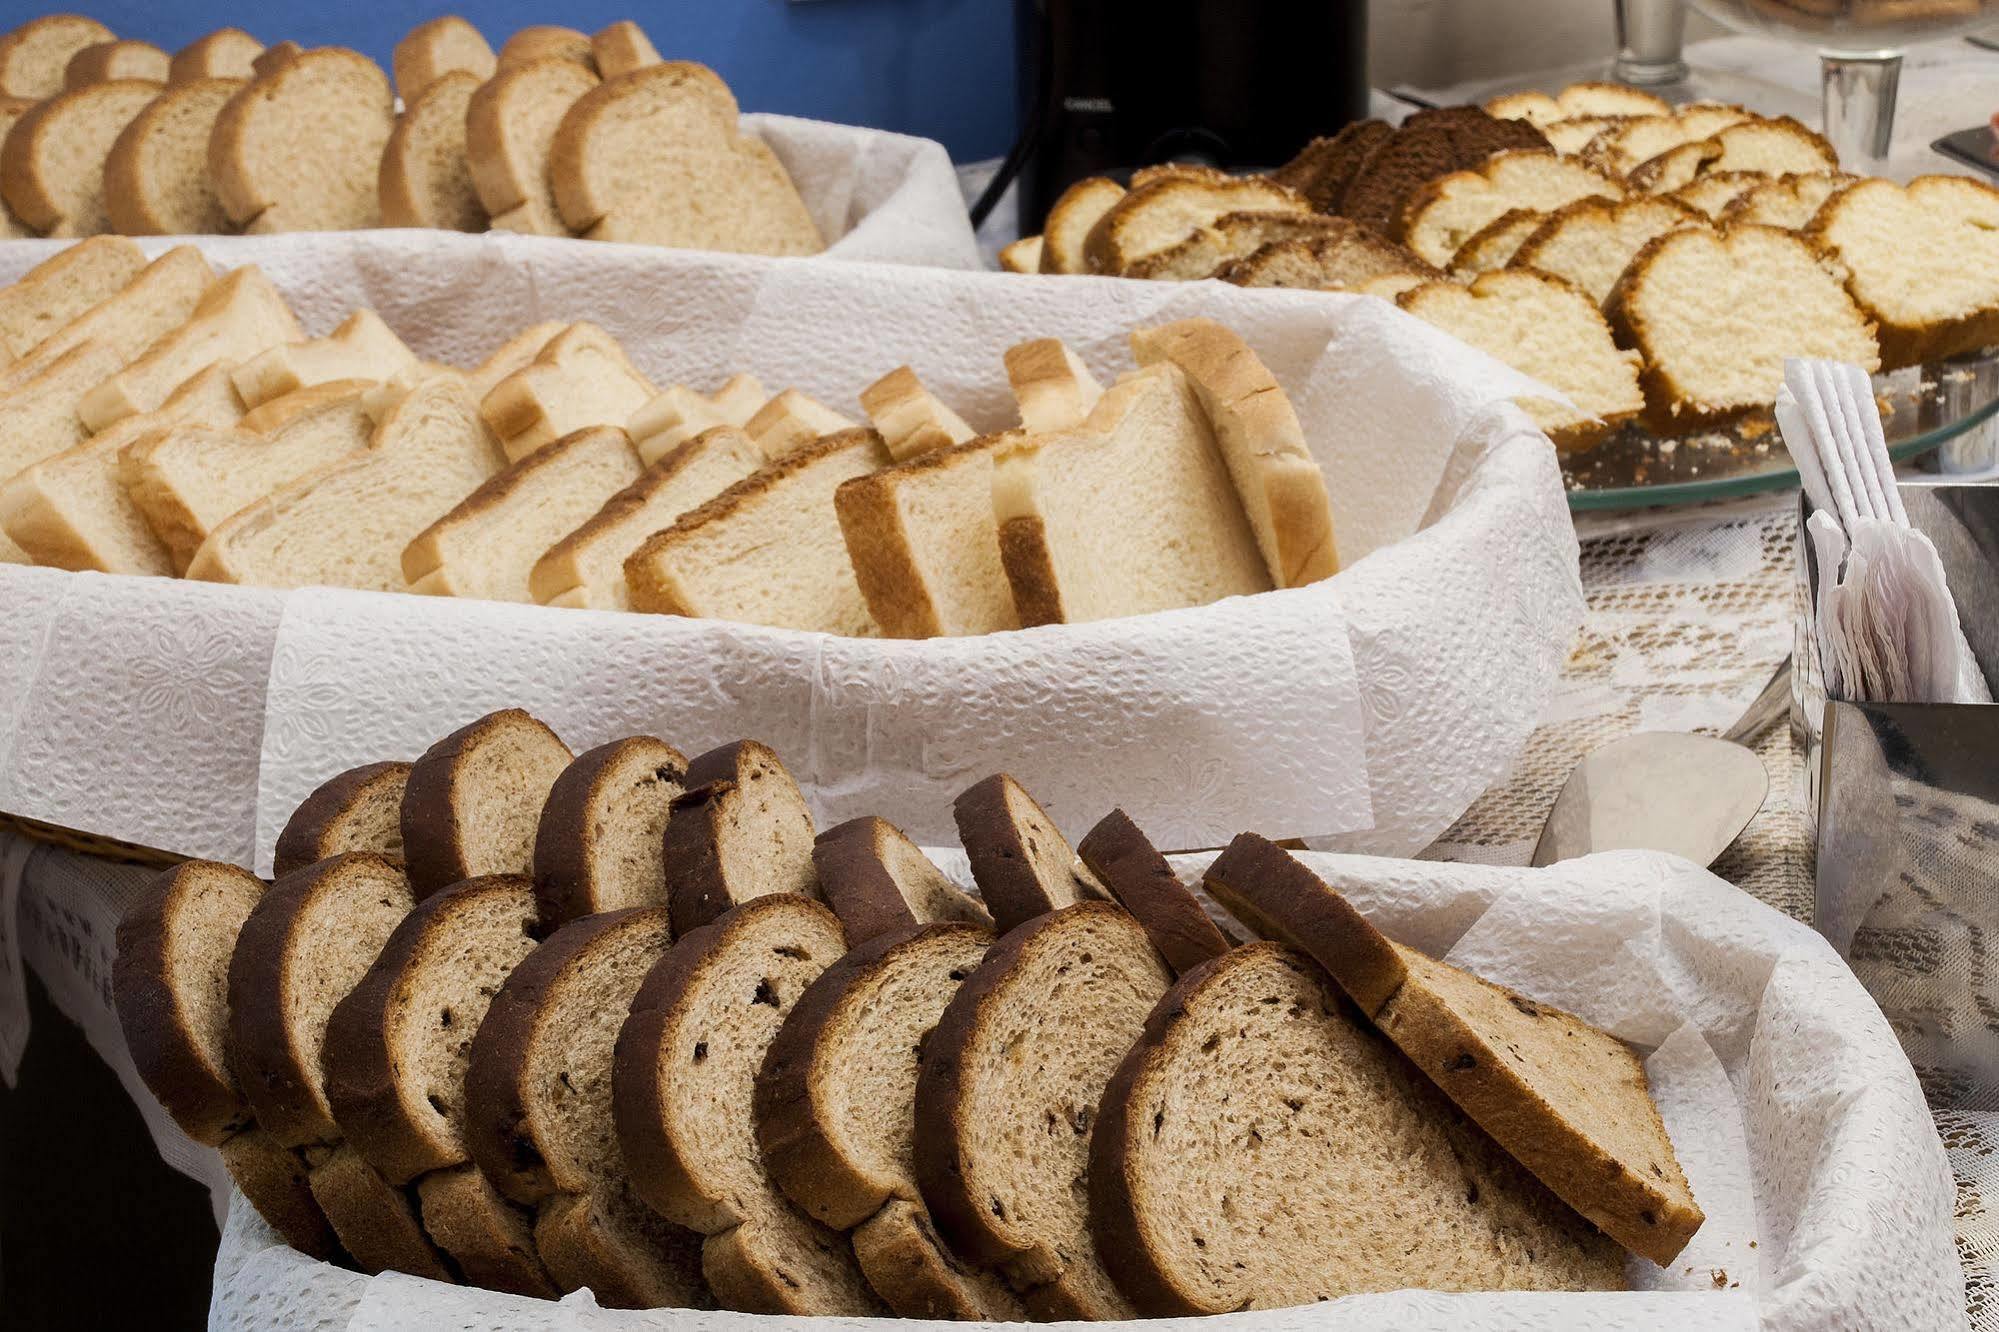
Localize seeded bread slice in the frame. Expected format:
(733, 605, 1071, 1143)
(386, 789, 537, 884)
(231, 309, 418, 409)
(1, 78, 159, 235)
(1075, 809, 1229, 976)
(741, 388, 856, 461)
(102, 76, 241, 235)
(392, 15, 495, 103)
(996, 235, 1041, 273)
(400, 707, 574, 900)
(858, 366, 974, 463)
(952, 774, 1110, 934)
(1090, 941, 1626, 1313)
(480, 322, 658, 462)
(1204, 833, 1701, 1265)
(209, 47, 395, 232)
(275, 761, 412, 877)
(379, 69, 488, 232)
(662, 740, 820, 937)
(1218, 224, 1440, 291)
(1004, 337, 1102, 432)
(466, 56, 599, 234)
(1083, 175, 1307, 275)
(913, 901, 1171, 1318)
(1398, 149, 1623, 267)
(811, 817, 992, 945)
(614, 894, 879, 1313)
(0, 14, 114, 99)
(1508, 194, 1701, 305)
(169, 28, 263, 84)
(1448, 207, 1545, 277)
(1036, 176, 1123, 274)
(0, 234, 147, 359)
(532, 736, 688, 925)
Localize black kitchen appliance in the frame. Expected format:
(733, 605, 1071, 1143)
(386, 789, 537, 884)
(997, 0, 1370, 235)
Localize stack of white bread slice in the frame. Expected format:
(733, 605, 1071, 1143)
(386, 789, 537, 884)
(116, 706, 1706, 1313)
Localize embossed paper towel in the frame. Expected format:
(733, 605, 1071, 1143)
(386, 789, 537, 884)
(200, 850, 1958, 1330)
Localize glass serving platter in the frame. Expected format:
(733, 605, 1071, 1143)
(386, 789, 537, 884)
(1563, 346, 1999, 510)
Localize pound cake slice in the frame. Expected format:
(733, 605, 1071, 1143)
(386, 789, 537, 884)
(170, 28, 263, 84)
(662, 739, 821, 937)
(103, 76, 241, 235)
(1218, 222, 1439, 291)
(1720, 170, 1853, 230)
(466, 55, 599, 234)
(1508, 195, 1700, 305)
(914, 902, 1172, 1319)
(1037, 176, 1123, 274)
(0, 78, 159, 235)
(952, 774, 1110, 934)
(1398, 150, 1623, 267)
(531, 735, 688, 925)
(1269, 119, 1393, 213)
(1448, 207, 1546, 277)
(274, 760, 412, 877)
(756, 922, 1022, 1318)
(1089, 941, 1626, 1314)
(1083, 175, 1307, 275)
(401, 707, 574, 900)
(811, 816, 992, 946)
(231, 309, 418, 409)
(0, 234, 146, 359)
(1203, 833, 1703, 1266)
(858, 366, 974, 462)
(614, 894, 881, 1313)
(0, 14, 114, 98)
(480, 322, 657, 461)
(379, 68, 488, 232)
(1122, 210, 1350, 281)
(1076, 809, 1230, 976)
(209, 47, 395, 232)
(1605, 222, 1878, 429)
(1668, 169, 1766, 220)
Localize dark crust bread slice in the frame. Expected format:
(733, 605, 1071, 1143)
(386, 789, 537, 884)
(532, 735, 687, 926)
(416, 1164, 558, 1297)
(1076, 810, 1230, 976)
(852, 1199, 1026, 1320)
(1268, 119, 1393, 213)
(114, 860, 265, 1145)
(951, 773, 1111, 933)
(533, 1185, 712, 1309)
(217, 1127, 345, 1261)
(811, 816, 992, 946)
(400, 708, 574, 900)
(274, 760, 411, 877)
(662, 740, 819, 938)
(307, 1142, 456, 1281)
(1203, 833, 1702, 1266)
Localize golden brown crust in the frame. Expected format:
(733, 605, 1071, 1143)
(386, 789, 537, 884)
(168, 29, 264, 86)
(103, 77, 242, 236)
(0, 79, 160, 234)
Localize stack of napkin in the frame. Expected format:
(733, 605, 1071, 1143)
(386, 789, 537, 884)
(1779, 358, 1991, 704)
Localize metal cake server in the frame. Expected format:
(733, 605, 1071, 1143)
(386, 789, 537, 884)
(1530, 659, 1791, 868)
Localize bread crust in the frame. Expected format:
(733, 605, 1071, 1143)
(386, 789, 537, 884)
(274, 760, 412, 878)
(531, 735, 687, 925)
(0, 79, 160, 234)
(1037, 176, 1124, 274)
(415, 1165, 556, 1297)
(377, 69, 487, 232)
(464, 56, 599, 222)
(169, 29, 263, 86)
(400, 707, 572, 900)
(951, 773, 1109, 933)
(307, 1142, 455, 1280)
(1076, 809, 1229, 976)
(809, 816, 990, 945)
(658, 740, 820, 937)
(218, 1126, 345, 1260)
(102, 76, 242, 236)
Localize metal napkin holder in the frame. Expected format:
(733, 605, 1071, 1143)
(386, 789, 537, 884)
(1806, 484, 1999, 1110)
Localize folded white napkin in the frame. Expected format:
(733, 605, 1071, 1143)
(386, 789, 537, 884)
(1779, 358, 1991, 704)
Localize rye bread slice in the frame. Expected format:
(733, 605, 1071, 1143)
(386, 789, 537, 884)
(951, 773, 1110, 933)
(1089, 942, 1626, 1314)
(216, 1126, 344, 1261)
(912, 901, 1172, 1319)
(401, 708, 574, 900)
(274, 761, 411, 878)
(1075, 809, 1230, 976)
(307, 1141, 455, 1281)
(1203, 832, 1702, 1265)
(533, 1184, 711, 1308)
(754, 921, 1021, 1318)
(612, 894, 880, 1314)
(415, 1163, 551, 1295)
(811, 817, 992, 946)
(662, 740, 820, 938)
(531, 736, 687, 926)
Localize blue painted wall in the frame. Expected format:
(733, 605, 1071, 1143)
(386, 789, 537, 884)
(17, 1, 1017, 160)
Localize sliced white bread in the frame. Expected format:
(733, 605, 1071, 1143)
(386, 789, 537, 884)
(1129, 318, 1337, 587)
(1089, 941, 1625, 1313)
(1720, 170, 1853, 230)
(1605, 222, 1879, 429)
(64, 39, 168, 89)
(613, 893, 882, 1313)
(913, 902, 1172, 1318)
(0, 233, 147, 360)
(466, 56, 599, 235)
(1004, 337, 1102, 432)
(1508, 194, 1701, 305)
(660, 739, 821, 938)
(0, 14, 114, 98)
(858, 366, 974, 463)
(810, 816, 992, 946)
(479, 322, 658, 462)
(392, 15, 496, 103)
(0, 78, 160, 235)
(549, 62, 822, 255)
(103, 76, 241, 235)
(590, 21, 662, 80)
(79, 264, 301, 431)
(209, 47, 395, 232)
(1083, 175, 1306, 275)
(399, 707, 574, 900)
(991, 362, 1270, 626)
(498, 26, 594, 70)
(273, 760, 411, 877)
(231, 309, 418, 409)
(379, 69, 488, 232)
(186, 372, 510, 591)
(124, 379, 377, 573)
(1448, 207, 1546, 277)
(1203, 832, 1703, 1265)
(1398, 269, 1643, 449)
(627, 373, 768, 466)
(1808, 175, 1999, 368)
(465, 321, 568, 399)
(624, 427, 888, 634)
(742, 388, 855, 461)
(1398, 149, 1623, 267)
(952, 773, 1110, 934)
(996, 235, 1042, 274)
(530, 736, 688, 924)
(168, 28, 263, 85)
(1074, 808, 1231, 976)
(403, 424, 643, 601)
(530, 424, 765, 610)
(1036, 176, 1123, 274)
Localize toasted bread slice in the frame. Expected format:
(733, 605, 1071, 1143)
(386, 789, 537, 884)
(64, 39, 167, 89)
(627, 374, 769, 466)
(480, 322, 657, 461)
(79, 264, 300, 430)
(952, 774, 1110, 934)
(1075, 809, 1229, 976)
(1, 78, 159, 235)
(1448, 207, 1545, 277)
(169, 28, 263, 84)
(662, 740, 820, 937)
(991, 362, 1269, 625)
(1398, 149, 1622, 267)
(400, 707, 574, 900)
(1083, 175, 1306, 275)
(756, 922, 1020, 1318)
(1720, 170, 1853, 230)
(1090, 941, 1626, 1313)
(532, 736, 688, 924)
(591, 21, 661, 79)
(1509, 194, 1700, 305)
(742, 388, 856, 460)
(625, 428, 887, 634)
(1004, 337, 1102, 432)
(403, 425, 643, 601)
(499, 26, 594, 69)
(392, 15, 495, 102)
(858, 366, 974, 463)
(1037, 176, 1124, 274)
(1218, 223, 1439, 291)
(209, 47, 394, 232)
(530, 424, 765, 610)
(1269, 119, 1393, 213)
(1129, 318, 1337, 586)
(465, 56, 599, 233)
(811, 817, 992, 945)
(1203, 833, 1703, 1265)
(614, 894, 878, 1313)
(1808, 174, 1999, 368)
(997, 234, 1042, 273)
(914, 902, 1171, 1318)
(231, 309, 418, 408)
(102, 76, 240, 235)
(379, 68, 488, 231)
(0, 14, 114, 98)
(1122, 209, 1350, 282)
(186, 373, 509, 590)
(1605, 222, 1879, 429)
(275, 761, 412, 877)
(1667, 169, 1766, 220)
(0, 233, 147, 359)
